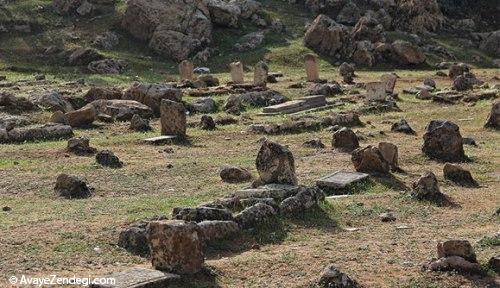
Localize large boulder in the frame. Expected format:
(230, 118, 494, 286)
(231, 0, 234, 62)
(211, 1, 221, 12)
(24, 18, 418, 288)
(479, 30, 500, 57)
(336, 1, 361, 25)
(351, 145, 390, 175)
(390, 40, 426, 65)
(351, 16, 384, 43)
(121, 0, 212, 61)
(422, 120, 465, 162)
(392, 0, 444, 33)
(203, 0, 241, 28)
(123, 83, 182, 116)
(304, 14, 350, 57)
(256, 140, 298, 186)
(484, 101, 500, 129)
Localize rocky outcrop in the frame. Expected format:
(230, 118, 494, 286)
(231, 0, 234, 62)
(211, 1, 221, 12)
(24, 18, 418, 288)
(304, 14, 350, 58)
(204, 0, 241, 28)
(122, 0, 212, 61)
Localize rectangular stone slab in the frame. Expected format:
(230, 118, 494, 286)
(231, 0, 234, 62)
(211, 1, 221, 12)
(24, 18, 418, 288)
(262, 100, 307, 113)
(143, 135, 176, 145)
(90, 267, 180, 288)
(316, 171, 369, 189)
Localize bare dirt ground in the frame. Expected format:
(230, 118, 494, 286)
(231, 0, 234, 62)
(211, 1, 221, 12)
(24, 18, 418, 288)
(1, 68, 499, 287)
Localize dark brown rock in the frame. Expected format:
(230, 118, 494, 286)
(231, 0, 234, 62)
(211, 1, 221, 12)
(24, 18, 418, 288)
(54, 174, 91, 199)
(332, 127, 359, 152)
(256, 140, 297, 185)
(351, 145, 390, 174)
(219, 166, 252, 183)
(67, 136, 97, 155)
(96, 150, 123, 168)
(443, 163, 478, 187)
(422, 120, 465, 162)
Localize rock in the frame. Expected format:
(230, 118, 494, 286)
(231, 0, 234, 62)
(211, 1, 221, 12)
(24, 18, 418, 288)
(160, 99, 186, 137)
(234, 203, 276, 229)
(250, 14, 266, 27)
(271, 18, 285, 33)
(202, 197, 242, 210)
(0, 113, 31, 130)
(188, 97, 216, 114)
(351, 145, 390, 175)
(204, 0, 240, 28)
(424, 256, 481, 273)
(240, 197, 278, 210)
(484, 101, 500, 129)
(411, 171, 447, 204)
(54, 174, 91, 199)
(91, 267, 180, 288)
(316, 171, 369, 190)
(306, 83, 342, 96)
(0, 123, 73, 144)
(352, 15, 384, 43)
(147, 220, 204, 274)
(391, 40, 426, 65)
(452, 73, 477, 91)
(123, 83, 182, 116)
(303, 139, 325, 149)
(381, 73, 397, 94)
(129, 114, 151, 132)
(438, 240, 477, 263)
(196, 74, 220, 87)
(339, 62, 355, 84)
(0, 92, 37, 113)
(323, 112, 362, 127)
(219, 165, 252, 183)
(424, 78, 436, 89)
(279, 186, 323, 215)
(31, 91, 73, 113)
(392, 0, 443, 33)
(118, 216, 166, 256)
(197, 220, 240, 242)
(422, 120, 465, 162)
(391, 119, 416, 135)
(416, 88, 432, 100)
(200, 115, 216, 130)
(172, 207, 233, 222)
(448, 63, 469, 79)
(337, 1, 361, 25)
(379, 212, 396, 222)
(304, 54, 320, 82)
(378, 142, 399, 171)
(479, 30, 500, 57)
(224, 90, 285, 113)
(83, 87, 122, 102)
(93, 31, 119, 49)
(318, 265, 359, 288)
(86, 99, 154, 121)
(67, 136, 97, 155)
(95, 150, 123, 168)
(332, 127, 359, 152)
(462, 137, 477, 147)
(443, 163, 478, 187)
(489, 256, 500, 273)
(88, 58, 128, 74)
(229, 61, 244, 84)
(253, 61, 268, 87)
(256, 140, 298, 186)
(233, 0, 261, 19)
(68, 48, 104, 66)
(215, 116, 238, 125)
(304, 14, 350, 57)
(65, 105, 96, 127)
(122, 0, 212, 61)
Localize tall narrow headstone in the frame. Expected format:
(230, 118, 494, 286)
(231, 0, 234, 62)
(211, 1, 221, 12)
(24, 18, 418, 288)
(230, 61, 244, 84)
(304, 54, 319, 82)
(160, 99, 186, 137)
(381, 73, 397, 94)
(253, 61, 269, 88)
(365, 82, 386, 101)
(178, 60, 194, 81)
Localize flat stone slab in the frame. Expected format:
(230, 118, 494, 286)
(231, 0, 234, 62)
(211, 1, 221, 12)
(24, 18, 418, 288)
(260, 95, 327, 115)
(90, 267, 180, 288)
(316, 171, 369, 189)
(325, 195, 353, 200)
(232, 184, 300, 201)
(143, 135, 176, 145)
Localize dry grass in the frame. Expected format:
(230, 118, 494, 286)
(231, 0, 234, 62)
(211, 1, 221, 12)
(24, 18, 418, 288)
(0, 68, 499, 287)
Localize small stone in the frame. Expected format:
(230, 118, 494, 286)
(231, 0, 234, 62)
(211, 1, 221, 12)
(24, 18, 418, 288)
(318, 264, 359, 288)
(332, 127, 359, 152)
(411, 171, 447, 205)
(437, 240, 477, 263)
(96, 150, 123, 168)
(130, 114, 151, 132)
(54, 174, 91, 199)
(443, 163, 478, 187)
(391, 119, 416, 135)
(67, 136, 97, 155)
(2, 206, 11, 212)
(172, 207, 233, 222)
(379, 212, 396, 222)
(219, 166, 252, 183)
(200, 115, 216, 130)
(489, 255, 500, 273)
(303, 138, 325, 148)
(484, 101, 499, 129)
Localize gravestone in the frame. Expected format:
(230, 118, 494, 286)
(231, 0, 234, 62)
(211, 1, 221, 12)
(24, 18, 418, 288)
(143, 135, 177, 145)
(230, 61, 244, 84)
(365, 82, 386, 101)
(256, 140, 298, 185)
(253, 61, 269, 87)
(90, 267, 180, 288)
(178, 60, 194, 81)
(304, 54, 319, 82)
(381, 73, 397, 94)
(160, 99, 186, 137)
(316, 171, 369, 189)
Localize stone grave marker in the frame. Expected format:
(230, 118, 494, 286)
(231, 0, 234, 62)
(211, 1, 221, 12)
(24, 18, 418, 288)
(160, 99, 186, 137)
(178, 60, 194, 81)
(90, 267, 180, 288)
(230, 61, 244, 84)
(304, 54, 319, 82)
(316, 171, 369, 190)
(381, 73, 397, 94)
(253, 61, 269, 88)
(365, 81, 386, 101)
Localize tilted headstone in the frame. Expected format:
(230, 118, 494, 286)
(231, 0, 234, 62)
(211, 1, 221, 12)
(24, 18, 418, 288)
(304, 54, 319, 82)
(365, 81, 386, 101)
(178, 60, 194, 81)
(160, 99, 186, 137)
(253, 61, 269, 88)
(230, 61, 244, 84)
(380, 73, 397, 94)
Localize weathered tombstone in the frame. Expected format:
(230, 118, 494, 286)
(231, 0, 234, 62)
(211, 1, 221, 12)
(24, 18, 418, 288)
(378, 142, 399, 171)
(253, 61, 268, 87)
(411, 171, 447, 205)
(178, 60, 194, 81)
(339, 62, 355, 84)
(365, 82, 386, 101)
(422, 120, 465, 162)
(147, 220, 204, 274)
(316, 171, 369, 190)
(229, 61, 244, 84)
(304, 54, 319, 82)
(380, 73, 397, 94)
(332, 127, 359, 152)
(351, 145, 390, 175)
(160, 99, 186, 137)
(256, 140, 298, 185)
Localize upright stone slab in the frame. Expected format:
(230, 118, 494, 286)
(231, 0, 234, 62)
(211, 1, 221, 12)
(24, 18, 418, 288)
(90, 267, 180, 288)
(365, 82, 386, 101)
(230, 61, 244, 84)
(256, 140, 298, 185)
(253, 61, 269, 88)
(147, 220, 204, 274)
(304, 54, 319, 82)
(178, 60, 194, 81)
(160, 99, 186, 137)
(422, 120, 465, 162)
(380, 73, 397, 94)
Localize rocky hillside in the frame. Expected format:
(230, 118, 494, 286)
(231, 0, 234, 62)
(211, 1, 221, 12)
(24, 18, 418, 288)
(0, 0, 498, 79)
